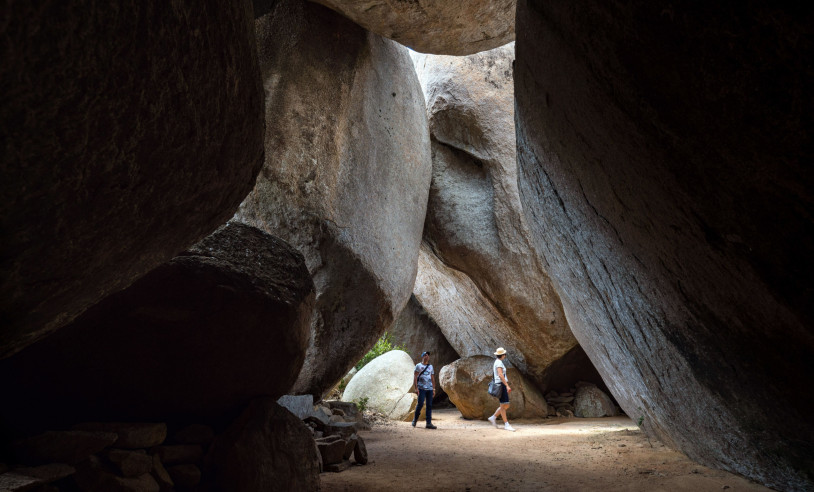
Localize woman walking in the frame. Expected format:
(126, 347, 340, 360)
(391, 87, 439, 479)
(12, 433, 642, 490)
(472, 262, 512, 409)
(488, 347, 516, 431)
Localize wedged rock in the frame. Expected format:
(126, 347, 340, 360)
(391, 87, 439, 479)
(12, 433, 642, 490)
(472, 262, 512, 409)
(343, 435, 358, 460)
(73, 423, 167, 449)
(341, 351, 418, 420)
(277, 395, 315, 421)
(411, 43, 577, 389)
(209, 398, 319, 491)
(11, 431, 118, 466)
(170, 425, 214, 446)
(310, 0, 515, 55)
(317, 440, 346, 466)
(0, 0, 264, 359)
(0, 223, 313, 432)
(353, 436, 368, 465)
(0, 224, 314, 427)
(236, 0, 432, 399)
(439, 356, 549, 420)
(574, 385, 617, 418)
(388, 295, 459, 400)
(515, 2, 814, 490)
(103, 449, 154, 478)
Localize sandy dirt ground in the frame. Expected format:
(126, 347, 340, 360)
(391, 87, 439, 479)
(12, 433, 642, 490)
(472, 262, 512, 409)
(321, 408, 772, 492)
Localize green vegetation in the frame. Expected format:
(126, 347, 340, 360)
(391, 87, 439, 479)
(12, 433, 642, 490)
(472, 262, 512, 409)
(354, 332, 406, 371)
(355, 396, 370, 413)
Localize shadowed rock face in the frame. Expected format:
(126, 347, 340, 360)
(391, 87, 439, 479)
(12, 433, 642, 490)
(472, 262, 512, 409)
(515, 1, 814, 489)
(0, 223, 313, 434)
(209, 398, 321, 492)
(411, 44, 577, 388)
(235, 1, 431, 398)
(309, 0, 516, 55)
(0, 0, 264, 359)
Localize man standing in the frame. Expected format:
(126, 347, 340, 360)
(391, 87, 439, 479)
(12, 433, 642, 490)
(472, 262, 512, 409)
(412, 351, 437, 429)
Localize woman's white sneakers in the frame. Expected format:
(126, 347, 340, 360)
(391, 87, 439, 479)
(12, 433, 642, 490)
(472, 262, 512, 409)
(488, 415, 515, 431)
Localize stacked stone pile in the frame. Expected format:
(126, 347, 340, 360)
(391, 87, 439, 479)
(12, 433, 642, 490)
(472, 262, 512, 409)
(0, 397, 327, 491)
(278, 396, 370, 474)
(545, 382, 619, 418)
(0, 422, 211, 491)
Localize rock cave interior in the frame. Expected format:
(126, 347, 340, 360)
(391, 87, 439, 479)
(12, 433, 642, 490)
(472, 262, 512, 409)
(1, 1, 812, 491)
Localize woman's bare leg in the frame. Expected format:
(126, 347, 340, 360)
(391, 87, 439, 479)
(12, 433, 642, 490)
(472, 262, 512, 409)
(498, 403, 510, 423)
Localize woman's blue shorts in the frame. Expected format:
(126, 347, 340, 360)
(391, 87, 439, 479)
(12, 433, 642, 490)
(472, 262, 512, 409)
(499, 383, 510, 404)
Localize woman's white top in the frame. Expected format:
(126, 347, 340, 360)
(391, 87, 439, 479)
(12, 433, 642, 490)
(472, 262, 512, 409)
(493, 358, 508, 384)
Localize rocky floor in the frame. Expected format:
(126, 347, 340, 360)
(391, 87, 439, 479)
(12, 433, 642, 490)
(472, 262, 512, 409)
(321, 408, 771, 491)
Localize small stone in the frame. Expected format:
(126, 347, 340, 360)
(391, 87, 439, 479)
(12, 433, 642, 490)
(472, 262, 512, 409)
(329, 415, 346, 424)
(151, 445, 203, 465)
(331, 408, 346, 417)
(323, 422, 359, 439)
(316, 440, 346, 466)
(167, 464, 201, 488)
(618, 444, 626, 447)
(315, 435, 343, 444)
(325, 401, 359, 419)
(324, 460, 351, 473)
(150, 455, 174, 492)
(0, 472, 42, 491)
(170, 424, 214, 445)
(12, 431, 118, 465)
(314, 442, 323, 474)
(10, 463, 75, 483)
(74, 456, 159, 492)
(276, 395, 315, 420)
(353, 436, 368, 465)
(104, 449, 153, 477)
(343, 435, 358, 460)
(304, 416, 328, 430)
(74, 423, 167, 449)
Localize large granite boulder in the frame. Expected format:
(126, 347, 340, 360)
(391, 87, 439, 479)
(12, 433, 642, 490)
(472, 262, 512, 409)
(0, 0, 264, 359)
(573, 384, 617, 418)
(208, 398, 320, 492)
(309, 0, 515, 55)
(342, 350, 418, 420)
(0, 223, 313, 434)
(236, 1, 432, 398)
(439, 356, 549, 420)
(515, 2, 814, 490)
(411, 44, 577, 389)
(388, 295, 459, 399)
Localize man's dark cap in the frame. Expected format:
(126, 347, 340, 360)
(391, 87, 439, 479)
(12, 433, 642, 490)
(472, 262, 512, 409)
(422, 351, 430, 356)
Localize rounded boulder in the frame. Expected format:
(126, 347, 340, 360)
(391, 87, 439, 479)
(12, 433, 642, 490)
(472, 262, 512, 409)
(439, 356, 548, 420)
(341, 351, 418, 420)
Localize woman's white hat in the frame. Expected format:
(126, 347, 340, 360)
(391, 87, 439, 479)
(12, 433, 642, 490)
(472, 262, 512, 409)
(494, 347, 507, 356)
